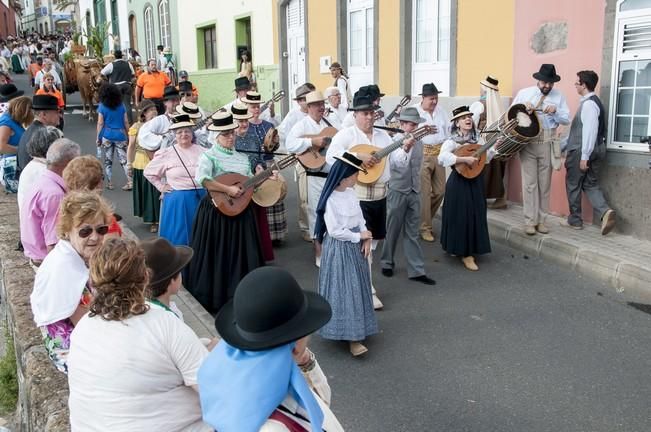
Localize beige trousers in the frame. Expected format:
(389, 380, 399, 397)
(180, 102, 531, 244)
(295, 164, 309, 234)
(419, 155, 446, 233)
(519, 129, 554, 226)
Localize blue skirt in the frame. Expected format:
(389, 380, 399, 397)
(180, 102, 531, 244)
(160, 188, 206, 246)
(318, 235, 378, 341)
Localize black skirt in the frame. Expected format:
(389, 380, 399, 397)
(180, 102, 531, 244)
(360, 198, 387, 240)
(185, 196, 265, 314)
(440, 170, 491, 257)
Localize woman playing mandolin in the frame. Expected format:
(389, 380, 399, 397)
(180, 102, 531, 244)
(184, 111, 265, 314)
(438, 106, 495, 271)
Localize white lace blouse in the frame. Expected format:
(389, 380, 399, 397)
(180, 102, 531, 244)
(324, 188, 367, 243)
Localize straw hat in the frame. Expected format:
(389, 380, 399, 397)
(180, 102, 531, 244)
(208, 111, 238, 132)
(450, 105, 473, 122)
(168, 113, 195, 130)
(175, 101, 202, 119)
(480, 75, 499, 91)
(241, 91, 265, 105)
(305, 91, 326, 104)
(231, 101, 253, 120)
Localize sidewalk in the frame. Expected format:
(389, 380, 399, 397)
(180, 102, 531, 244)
(487, 204, 651, 302)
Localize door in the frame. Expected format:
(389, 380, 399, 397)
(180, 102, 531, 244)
(347, 0, 374, 94)
(286, 0, 306, 99)
(411, 0, 451, 95)
(128, 14, 138, 53)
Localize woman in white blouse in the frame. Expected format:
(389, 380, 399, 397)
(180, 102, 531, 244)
(438, 106, 494, 271)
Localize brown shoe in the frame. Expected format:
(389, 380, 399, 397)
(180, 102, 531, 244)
(535, 223, 549, 234)
(420, 231, 435, 242)
(524, 225, 536, 235)
(560, 220, 583, 230)
(349, 342, 368, 357)
(488, 198, 508, 209)
(601, 209, 616, 235)
(462, 256, 479, 271)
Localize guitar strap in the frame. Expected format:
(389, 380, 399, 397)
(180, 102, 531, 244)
(172, 145, 201, 199)
(321, 117, 334, 128)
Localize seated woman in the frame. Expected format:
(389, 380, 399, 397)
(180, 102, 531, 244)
(67, 237, 212, 431)
(198, 266, 344, 431)
(438, 106, 494, 271)
(30, 191, 113, 373)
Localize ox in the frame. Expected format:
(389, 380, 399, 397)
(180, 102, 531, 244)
(75, 58, 103, 120)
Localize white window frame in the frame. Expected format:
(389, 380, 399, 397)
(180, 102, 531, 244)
(347, 0, 374, 94)
(411, 0, 451, 96)
(608, 0, 651, 151)
(144, 6, 155, 61)
(158, 0, 171, 50)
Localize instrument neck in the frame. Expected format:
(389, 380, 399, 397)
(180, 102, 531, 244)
(374, 133, 411, 160)
(242, 155, 296, 190)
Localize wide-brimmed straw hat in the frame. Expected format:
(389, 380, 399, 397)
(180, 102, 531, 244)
(480, 75, 499, 91)
(293, 83, 314, 100)
(208, 111, 238, 132)
(450, 105, 473, 122)
(168, 113, 196, 130)
(215, 267, 332, 351)
(175, 101, 202, 119)
(241, 91, 265, 105)
(141, 238, 193, 285)
(396, 106, 426, 124)
(231, 101, 253, 120)
(305, 91, 326, 105)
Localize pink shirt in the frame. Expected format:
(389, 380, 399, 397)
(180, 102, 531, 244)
(143, 144, 206, 191)
(20, 169, 66, 261)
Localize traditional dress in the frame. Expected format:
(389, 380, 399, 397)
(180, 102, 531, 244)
(129, 122, 161, 225)
(438, 134, 493, 257)
(11, 49, 24, 73)
(185, 144, 264, 314)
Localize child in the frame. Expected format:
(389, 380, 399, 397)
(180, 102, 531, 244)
(314, 152, 378, 357)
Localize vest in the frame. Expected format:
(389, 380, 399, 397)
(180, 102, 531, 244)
(567, 94, 605, 156)
(388, 137, 423, 194)
(109, 59, 133, 84)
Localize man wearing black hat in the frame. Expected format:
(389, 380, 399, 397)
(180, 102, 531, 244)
(16, 94, 61, 178)
(101, 49, 136, 124)
(512, 64, 570, 235)
(341, 84, 386, 128)
(224, 76, 278, 126)
(137, 86, 180, 153)
(414, 82, 450, 242)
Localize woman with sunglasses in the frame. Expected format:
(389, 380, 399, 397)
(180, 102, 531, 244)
(30, 191, 113, 373)
(184, 112, 264, 315)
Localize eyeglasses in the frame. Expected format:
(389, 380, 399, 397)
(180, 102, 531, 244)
(180, 92, 192, 97)
(78, 225, 109, 238)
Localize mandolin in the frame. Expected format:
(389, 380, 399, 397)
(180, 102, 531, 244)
(351, 125, 435, 184)
(296, 126, 339, 170)
(260, 90, 286, 114)
(209, 155, 297, 216)
(454, 118, 517, 179)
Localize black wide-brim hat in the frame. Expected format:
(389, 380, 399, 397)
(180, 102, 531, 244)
(163, 86, 180, 100)
(533, 64, 561, 83)
(141, 238, 193, 285)
(419, 83, 442, 96)
(215, 267, 332, 351)
(32, 94, 59, 110)
(348, 89, 380, 111)
(0, 84, 24, 103)
(234, 76, 251, 91)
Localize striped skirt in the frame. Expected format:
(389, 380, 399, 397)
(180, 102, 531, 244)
(132, 168, 160, 224)
(160, 188, 206, 246)
(318, 235, 378, 341)
(266, 200, 288, 241)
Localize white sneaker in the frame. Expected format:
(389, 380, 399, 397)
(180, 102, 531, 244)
(315, 256, 321, 268)
(373, 294, 383, 310)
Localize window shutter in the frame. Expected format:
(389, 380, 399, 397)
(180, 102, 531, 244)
(286, 0, 304, 29)
(622, 20, 651, 53)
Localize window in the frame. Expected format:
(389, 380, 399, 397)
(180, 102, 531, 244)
(348, 5, 373, 67)
(414, 0, 450, 64)
(158, 0, 171, 50)
(201, 26, 217, 69)
(144, 6, 155, 60)
(610, 1, 651, 150)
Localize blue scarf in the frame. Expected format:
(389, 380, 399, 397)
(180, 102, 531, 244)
(313, 159, 359, 243)
(198, 340, 324, 432)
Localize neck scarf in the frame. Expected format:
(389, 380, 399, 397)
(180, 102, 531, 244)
(198, 341, 324, 432)
(313, 159, 359, 243)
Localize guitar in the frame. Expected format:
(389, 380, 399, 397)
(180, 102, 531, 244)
(385, 95, 412, 128)
(260, 90, 286, 114)
(454, 118, 518, 179)
(209, 155, 297, 216)
(351, 125, 435, 184)
(296, 127, 339, 170)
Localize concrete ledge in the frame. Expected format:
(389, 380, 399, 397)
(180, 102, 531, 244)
(615, 263, 651, 302)
(575, 250, 619, 287)
(539, 237, 580, 269)
(505, 229, 543, 257)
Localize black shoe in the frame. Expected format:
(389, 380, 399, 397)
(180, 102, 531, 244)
(382, 268, 393, 277)
(409, 275, 436, 285)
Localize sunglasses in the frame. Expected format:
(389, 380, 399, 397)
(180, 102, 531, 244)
(180, 92, 192, 97)
(78, 225, 109, 238)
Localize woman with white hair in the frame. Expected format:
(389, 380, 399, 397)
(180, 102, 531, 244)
(324, 86, 346, 130)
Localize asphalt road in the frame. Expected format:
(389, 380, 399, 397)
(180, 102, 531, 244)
(14, 73, 651, 431)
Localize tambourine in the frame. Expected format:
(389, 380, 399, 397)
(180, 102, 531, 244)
(263, 127, 280, 153)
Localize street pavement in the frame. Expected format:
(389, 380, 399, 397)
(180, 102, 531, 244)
(14, 74, 651, 431)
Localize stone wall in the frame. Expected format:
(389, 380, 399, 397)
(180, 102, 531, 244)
(0, 193, 70, 432)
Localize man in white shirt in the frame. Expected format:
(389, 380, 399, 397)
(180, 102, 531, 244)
(138, 87, 180, 152)
(341, 84, 386, 128)
(286, 90, 332, 263)
(324, 86, 347, 130)
(414, 83, 450, 242)
(34, 59, 62, 90)
(512, 64, 570, 235)
(280, 83, 315, 241)
(562, 70, 615, 235)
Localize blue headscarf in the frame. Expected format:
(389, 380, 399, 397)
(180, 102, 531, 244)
(198, 340, 324, 432)
(313, 159, 359, 243)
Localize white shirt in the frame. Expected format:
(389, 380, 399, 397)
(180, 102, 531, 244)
(68, 308, 212, 432)
(286, 114, 330, 156)
(578, 92, 600, 161)
(469, 101, 485, 129)
(325, 103, 347, 130)
(341, 111, 386, 129)
(278, 106, 307, 144)
(414, 103, 450, 145)
(17, 158, 47, 214)
(438, 136, 496, 168)
(512, 85, 570, 129)
(100, 59, 135, 83)
(34, 68, 62, 89)
(324, 188, 367, 242)
(138, 114, 173, 151)
(326, 125, 393, 185)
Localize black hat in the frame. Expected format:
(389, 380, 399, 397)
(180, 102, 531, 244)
(365, 84, 385, 99)
(0, 84, 24, 102)
(178, 81, 193, 93)
(234, 76, 251, 91)
(419, 83, 442, 96)
(32, 94, 59, 110)
(333, 151, 368, 174)
(450, 105, 473, 122)
(533, 64, 561, 83)
(215, 267, 332, 351)
(348, 89, 379, 111)
(141, 238, 193, 285)
(163, 86, 180, 100)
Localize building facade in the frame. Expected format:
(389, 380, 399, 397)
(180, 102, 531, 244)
(1, 0, 20, 38)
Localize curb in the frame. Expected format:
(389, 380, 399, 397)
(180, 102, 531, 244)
(486, 215, 651, 303)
